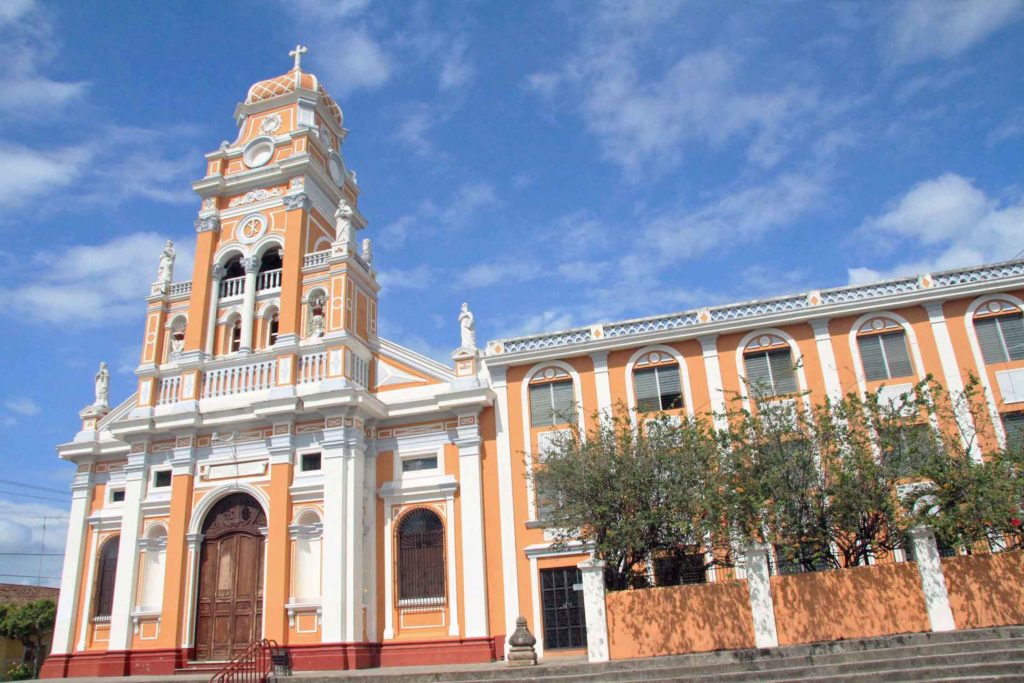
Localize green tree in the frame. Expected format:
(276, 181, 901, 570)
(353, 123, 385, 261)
(0, 599, 57, 678)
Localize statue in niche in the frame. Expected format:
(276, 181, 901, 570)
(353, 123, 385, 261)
(309, 295, 326, 338)
(156, 241, 175, 287)
(170, 320, 186, 357)
(459, 302, 476, 350)
(94, 362, 110, 408)
(334, 199, 354, 244)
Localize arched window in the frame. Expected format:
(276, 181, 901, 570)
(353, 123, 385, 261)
(529, 367, 574, 428)
(257, 248, 283, 292)
(229, 319, 242, 353)
(223, 255, 245, 279)
(856, 317, 914, 381)
(974, 300, 1024, 364)
(397, 509, 445, 605)
(268, 313, 280, 347)
(94, 536, 119, 619)
(743, 334, 797, 397)
(632, 351, 683, 412)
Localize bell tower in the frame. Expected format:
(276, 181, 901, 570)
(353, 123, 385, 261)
(133, 47, 380, 410)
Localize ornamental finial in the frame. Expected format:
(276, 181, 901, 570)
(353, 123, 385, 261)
(289, 44, 308, 71)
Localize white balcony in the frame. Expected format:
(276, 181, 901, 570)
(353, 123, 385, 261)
(257, 269, 282, 291)
(219, 275, 245, 298)
(298, 351, 327, 384)
(201, 360, 275, 399)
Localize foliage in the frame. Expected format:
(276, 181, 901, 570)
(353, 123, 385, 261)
(0, 599, 56, 678)
(5, 663, 33, 681)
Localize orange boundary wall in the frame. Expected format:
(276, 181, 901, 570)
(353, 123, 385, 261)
(606, 580, 755, 660)
(771, 563, 930, 646)
(943, 550, 1024, 630)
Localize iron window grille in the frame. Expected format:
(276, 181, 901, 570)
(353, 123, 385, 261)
(397, 509, 446, 605)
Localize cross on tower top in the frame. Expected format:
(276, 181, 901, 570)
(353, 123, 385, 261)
(289, 44, 308, 71)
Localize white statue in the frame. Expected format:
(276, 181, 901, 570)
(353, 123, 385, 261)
(156, 241, 175, 287)
(334, 199, 354, 244)
(170, 320, 186, 356)
(94, 362, 110, 408)
(310, 295, 326, 338)
(361, 237, 373, 264)
(459, 302, 476, 350)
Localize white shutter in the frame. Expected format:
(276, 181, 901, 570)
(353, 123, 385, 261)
(744, 352, 772, 395)
(881, 331, 914, 379)
(529, 384, 553, 428)
(858, 335, 888, 381)
(768, 349, 798, 394)
(996, 368, 1024, 405)
(1000, 314, 1024, 361)
(550, 380, 574, 424)
(634, 367, 660, 412)
(975, 318, 1008, 364)
(536, 428, 570, 462)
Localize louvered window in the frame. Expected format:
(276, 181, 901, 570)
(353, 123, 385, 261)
(975, 313, 1024, 364)
(529, 380, 574, 428)
(634, 365, 684, 412)
(858, 331, 914, 381)
(1003, 412, 1024, 448)
(94, 536, 119, 618)
(744, 348, 797, 397)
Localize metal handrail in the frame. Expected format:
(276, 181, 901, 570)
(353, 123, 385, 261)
(209, 639, 277, 683)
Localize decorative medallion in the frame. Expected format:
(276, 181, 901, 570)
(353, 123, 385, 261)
(237, 213, 268, 244)
(228, 188, 283, 208)
(243, 136, 275, 168)
(328, 152, 346, 187)
(260, 113, 282, 134)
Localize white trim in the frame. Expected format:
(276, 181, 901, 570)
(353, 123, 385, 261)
(186, 481, 271, 535)
(735, 328, 811, 413)
(699, 335, 728, 431)
(53, 483, 92, 654)
(529, 555, 543, 658)
(623, 344, 695, 421)
(924, 301, 980, 460)
(964, 293, 1024, 447)
(809, 318, 843, 402)
(488, 366, 520, 655)
(521, 360, 585, 521)
(591, 351, 613, 416)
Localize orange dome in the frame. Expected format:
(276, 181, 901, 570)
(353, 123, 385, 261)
(245, 69, 343, 127)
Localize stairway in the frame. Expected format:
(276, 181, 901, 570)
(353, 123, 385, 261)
(288, 626, 1024, 682)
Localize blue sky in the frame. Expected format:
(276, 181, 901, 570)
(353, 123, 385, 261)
(0, 0, 1022, 583)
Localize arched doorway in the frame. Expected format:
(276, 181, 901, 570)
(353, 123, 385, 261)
(193, 492, 266, 661)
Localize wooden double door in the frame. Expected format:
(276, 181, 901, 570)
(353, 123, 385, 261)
(194, 493, 266, 661)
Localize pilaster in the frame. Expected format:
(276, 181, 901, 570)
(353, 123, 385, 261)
(454, 412, 489, 638)
(924, 301, 981, 461)
(204, 265, 226, 356)
(156, 438, 196, 650)
(108, 448, 149, 650)
(264, 422, 294, 642)
(699, 335, 728, 431)
(488, 365, 521, 652)
(279, 193, 309, 339)
(590, 351, 613, 417)
(186, 218, 220, 353)
(51, 469, 94, 654)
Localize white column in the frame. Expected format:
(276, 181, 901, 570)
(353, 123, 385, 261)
(381, 501, 395, 640)
(342, 432, 366, 641)
(108, 454, 148, 650)
(239, 257, 260, 354)
(591, 351, 613, 417)
(809, 318, 843, 403)
(456, 418, 489, 638)
(361, 447, 378, 641)
(51, 470, 94, 654)
(743, 543, 779, 648)
(699, 335, 728, 431)
(577, 559, 609, 663)
(489, 366, 522, 653)
(445, 494, 460, 636)
(320, 430, 347, 643)
(909, 526, 956, 632)
(204, 264, 226, 356)
(924, 301, 980, 461)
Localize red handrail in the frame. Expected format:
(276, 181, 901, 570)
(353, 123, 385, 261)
(210, 639, 278, 683)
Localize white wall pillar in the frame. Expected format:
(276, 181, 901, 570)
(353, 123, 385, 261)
(591, 351, 613, 417)
(909, 526, 956, 632)
(239, 257, 260, 354)
(361, 447, 378, 641)
(204, 264, 225, 356)
(51, 471, 94, 654)
(342, 432, 366, 642)
(924, 301, 981, 461)
(320, 430, 347, 643)
(699, 335, 728, 431)
(108, 454, 148, 650)
(809, 318, 843, 403)
(577, 559, 609, 663)
(744, 543, 779, 648)
(381, 501, 395, 640)
(488, 365, 522, 653)
(455, 417, 489, 638)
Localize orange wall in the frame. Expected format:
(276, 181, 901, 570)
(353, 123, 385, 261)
(771, 563, 930, 646)
(943, 550, 1024, 629)
(606, 581, 755, 660)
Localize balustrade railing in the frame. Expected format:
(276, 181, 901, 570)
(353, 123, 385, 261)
(298, 352, 327, 384)
(202, 360, 275, 399)
(168, 281, 192, 297)
(220, 275, 245, 298)
(256, 269, 282, 291)
(156, 376, 180, 405)
(303, 249, 330, 268)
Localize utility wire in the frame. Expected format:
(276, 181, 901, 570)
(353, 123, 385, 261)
(0, 574, 60, 580)
(0, 479, 67, 496)
(0, 553, 63, 557)
(0, 490, 69, 504)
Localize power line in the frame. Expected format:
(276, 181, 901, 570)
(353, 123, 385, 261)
(0, 479, 67, 496)
(0, 574, 60, 580)
(0, 553, 63, 557)
(0, 490, 69, 504)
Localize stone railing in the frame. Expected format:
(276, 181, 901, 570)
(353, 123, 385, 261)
(297, 351, 327, 384)
(303, 250, 330, 269)
(168, 281, 192, 298)
(201, 360, 275, 399)
(220, 275, 245, 298)
(256, 269, 282, 291)
(488, 258, 1024, 357)
(156, 376, 180, 405)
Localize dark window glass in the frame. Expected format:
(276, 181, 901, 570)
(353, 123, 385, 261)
(858, 330, 914, 381)
(111, 489, 125, 503)
(154, 471, 172, 488)
(654, 551, 706, 586)
(402, 456, 438, 472)
(397, 509, 445, 602)
(1002, 412, 1024, 449)
(94, 537, 119, 618)
(540, 567, 586, 650)
(301, 453, 322, 472)
(269, 315, 279, 346)
(634, 365, 684, 412)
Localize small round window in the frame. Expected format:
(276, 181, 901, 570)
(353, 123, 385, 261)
(243, 136, 275, 168)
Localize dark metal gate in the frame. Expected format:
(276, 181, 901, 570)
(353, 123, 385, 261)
(540, 567, 586, 650)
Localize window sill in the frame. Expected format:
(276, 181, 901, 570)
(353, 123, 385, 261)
(397, 597, 446, 610)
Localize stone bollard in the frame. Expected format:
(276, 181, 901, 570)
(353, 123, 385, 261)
(506, 616, 538, 667)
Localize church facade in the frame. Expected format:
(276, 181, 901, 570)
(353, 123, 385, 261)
(41, 53, 1024, 677)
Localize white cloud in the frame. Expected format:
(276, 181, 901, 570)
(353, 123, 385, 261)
(381, 182, 498, 247)
(458, 261, 541, 289)
(988, 111, 1024, 146)
(0, 143, 91, 208)
(848, 173, 1024, 282)
(439, 40, 475, 91)
(0, 232, 194, 327)
(883, 0, 1022, 65)
(3, 398, 40, 417)
(377, 264, 435, 291)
